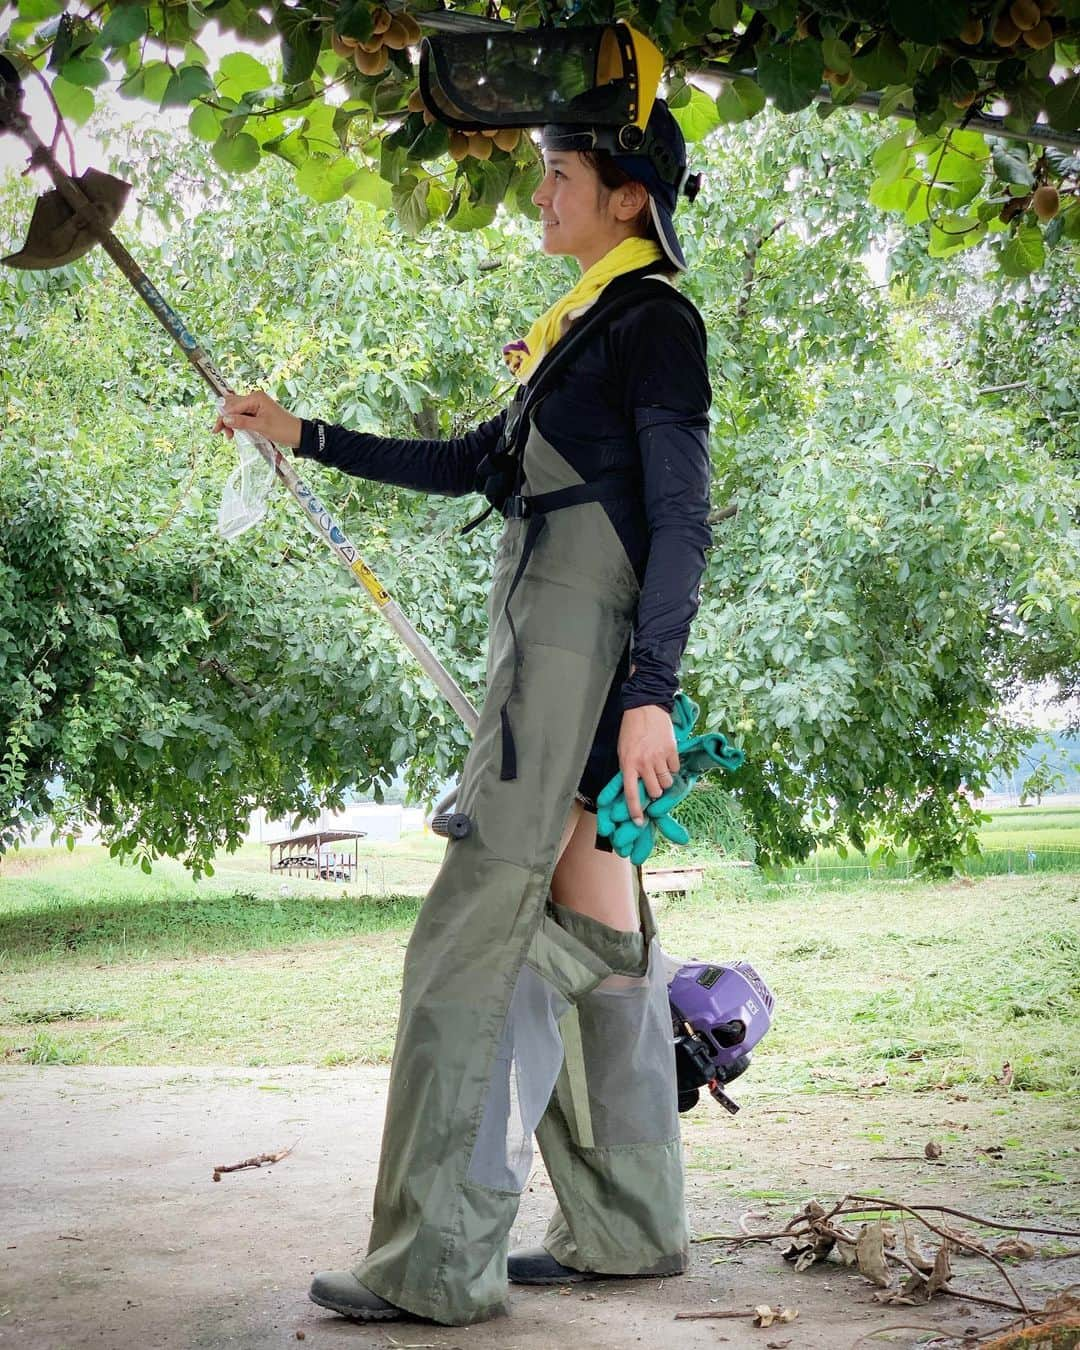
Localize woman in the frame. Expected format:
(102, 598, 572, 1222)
(216, 97, 711, 1327)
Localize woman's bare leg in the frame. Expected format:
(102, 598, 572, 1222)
(552, 803, 638, 934)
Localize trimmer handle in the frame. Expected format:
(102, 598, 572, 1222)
(430, 811, 473, 840)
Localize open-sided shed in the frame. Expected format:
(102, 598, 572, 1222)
(268, 830, 366, 883)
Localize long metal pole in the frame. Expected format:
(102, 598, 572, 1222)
(8, 107, 480, 736)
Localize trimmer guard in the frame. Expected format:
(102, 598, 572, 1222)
(419, 22, 662, 142)
(2, 168, 131, 270)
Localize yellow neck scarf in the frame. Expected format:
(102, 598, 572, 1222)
(503, 237, 666, 384)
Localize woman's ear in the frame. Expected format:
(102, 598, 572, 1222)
(612, 180, 650, 223)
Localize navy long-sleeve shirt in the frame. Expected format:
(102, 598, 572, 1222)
(296, 289, 712, 714)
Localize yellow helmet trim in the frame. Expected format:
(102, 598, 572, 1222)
(625, 25, 663, 130)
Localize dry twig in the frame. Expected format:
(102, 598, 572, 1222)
(831, 1195, 1030, 1316)
(831, 1200, 1080, 1241)
(212, 1138, 299, 1182)
(674, 1309, 759, 1321)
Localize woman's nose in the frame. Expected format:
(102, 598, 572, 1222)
(532, 174, 551, 207)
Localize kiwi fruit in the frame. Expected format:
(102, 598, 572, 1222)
(353, 44, 389, 76)
(1009, 0, 1041, 29)
(1022, 17, 1054, 45)
(467, 132, 493, 160)
(493, 126, 521, 152)
(382, 18, 409, 50)
(1032, 184, 1060, 220)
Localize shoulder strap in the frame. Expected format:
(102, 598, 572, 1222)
(507, 270, 699, 454)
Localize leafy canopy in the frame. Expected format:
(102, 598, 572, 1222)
(2, 1, 1079, 272)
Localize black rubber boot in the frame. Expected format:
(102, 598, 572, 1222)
(507, 1247, 597, 1285)
(309, 1270, 405, 1320)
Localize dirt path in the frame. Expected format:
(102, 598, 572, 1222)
(2, 1067, 1075, 1350)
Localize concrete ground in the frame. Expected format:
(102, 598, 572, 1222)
(2, 1067, 1074, 1350)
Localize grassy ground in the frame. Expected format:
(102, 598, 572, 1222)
(2, 838, 1077, 1106)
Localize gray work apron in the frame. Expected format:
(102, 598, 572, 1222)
(353, 409, 686, 1325)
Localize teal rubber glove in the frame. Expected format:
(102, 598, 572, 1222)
(644, 731, 745, 822)
(595, 703, 744, 865)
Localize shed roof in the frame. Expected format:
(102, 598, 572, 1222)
(269, 831, 367, 847)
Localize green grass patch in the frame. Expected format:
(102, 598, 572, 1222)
(1, 844, 1077, 1096)
(0, 887, 421, 970)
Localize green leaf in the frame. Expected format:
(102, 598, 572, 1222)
(821, 37, 852, 76)
(276, 3, 321, 86)
(447, 191, 497, 232)
(756, 39, 824, 114)
(710, 0, 738, 27)
(60, 54, 110, 88)
(999, 223, 1045, 277)
(335, 0, 373, 42)
(928, 213, 983, 258)
(714, 75, 766, 124)
(887, 0, 966, 43)
(141, 60, 174, 104)
(301, 100, 341, 156)
(871, 131, 910, 185)
(1005, 79, 1046, 136)
(344, 167, 393, 208)
(505, 159, 542, 219)
(264, 127, 308, 168)
(992, 146, 1035, 189)
(462, 155, 512, 210)
(99, 5, 148, 49)
(18, 0, 63, 18)
(667, 77, 692, 110)
(878, 82, 912, 119)
(160, 63, 214, 110)
(407, 118, 449, 163)
(670, 85, 721, 142)
(427, 180, 451, 220)
(295, 154, 357, 203)
(188, 101, 223, 142)
(392, 173, 431, 237)
(117, 68, 144, 100)
(851, 34, 907, 87)
(212, 130, 261, 172)
(50, 74, 95, 126)
(868, 175, 916, 212)
(215, 51, 272, 100)
(1045, 75, 1080, 133)
(48, 15, 94, 70)
(1061, 200, 1080, 241)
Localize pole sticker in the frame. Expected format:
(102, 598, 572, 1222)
(350, 559, 391, 606)
(133, 276, 198, 351)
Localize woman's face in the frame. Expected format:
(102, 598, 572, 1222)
(532, 151, 645, 273)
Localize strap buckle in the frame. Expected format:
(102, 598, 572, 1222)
(503, 494, 531, 520)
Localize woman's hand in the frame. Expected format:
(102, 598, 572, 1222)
(617, 705, 680, 827)
(213, 390, 303, 450)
